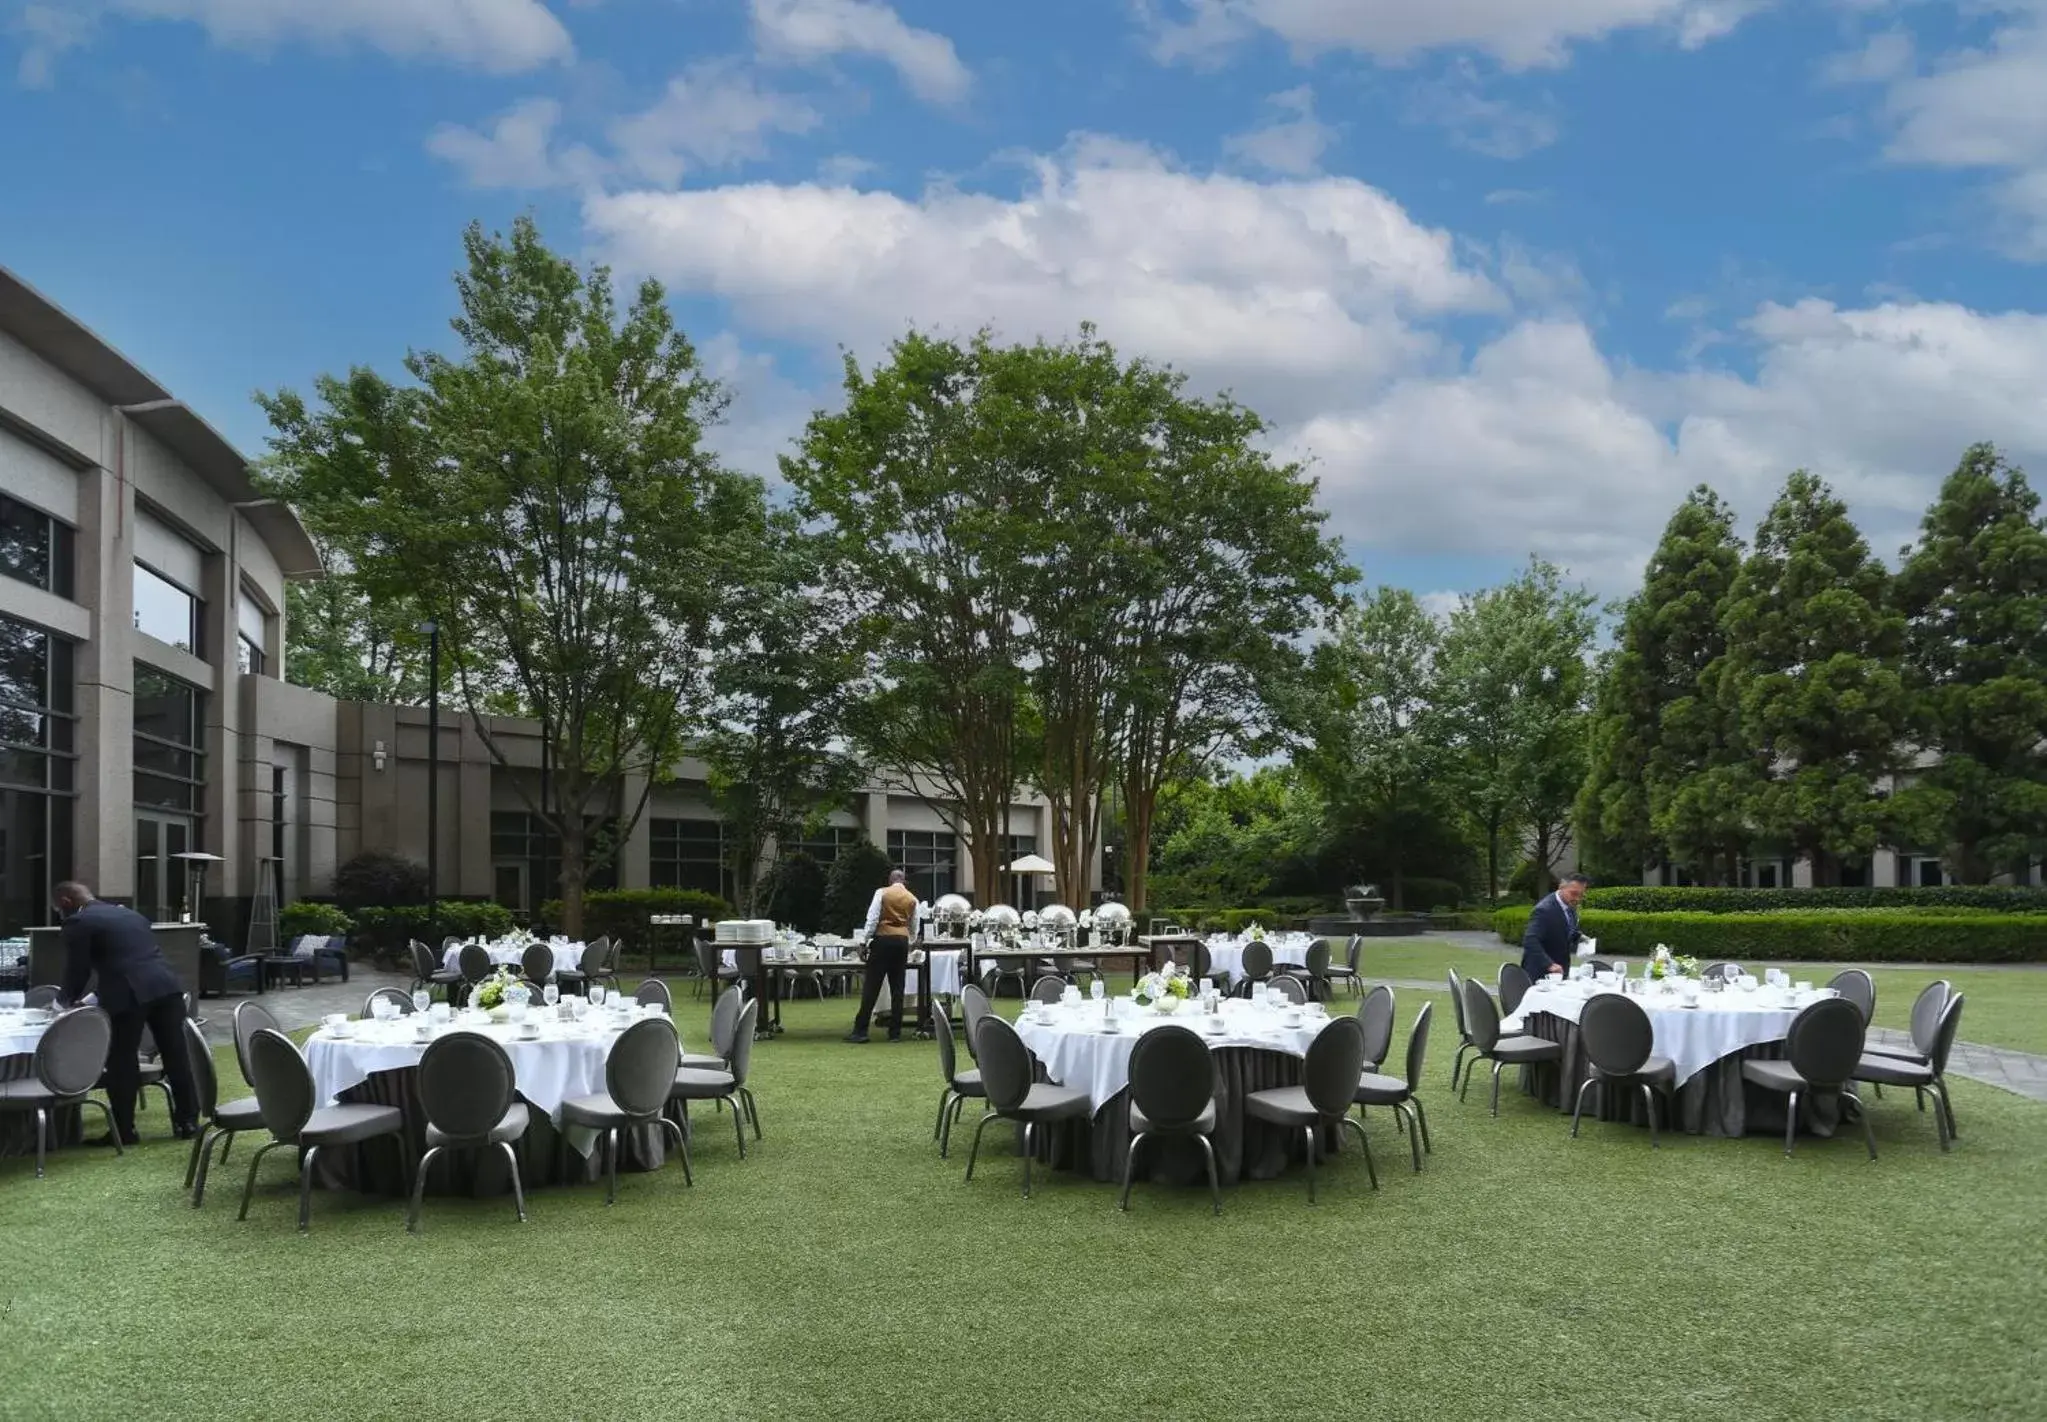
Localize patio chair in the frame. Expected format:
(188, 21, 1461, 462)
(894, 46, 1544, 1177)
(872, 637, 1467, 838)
(562, 1017, 692, 1204)
(184, 1016, 266, 1204)
(964, 1015, 1092, 1199)
(1572, 993, 1677, 1148)
(1120, 1025, 1223, 1214)
(1355, 985, 1396, 1074)
(1265, 975, 1306, 1005)
(521, 942, 555, 985)
(1276, 942, 1330, 1001)
(362, 986, 416, 1017)
(681, 987, 743, 1072)
(1446, 968, 1475, 1090)
(1863, 979, 1952, 1115)
(929, 997, 984, 1158)
(237, 1028, 409, 1231)
(410, 940, 462, 1002)
(1498, 962, 1533, 1017)
(232, 1000, 284, 1091)
(1702, 962, 1743, 982)
(1826, 969, 1876, 1024)
(1459, 979, 1563, 1118)
(584, 937, 621, 996)
(1236, 941, 1274, 997)
(1029, 975, 1066, 1005)
(457, 943, 492, 1005)
(22, 985, 58, 1009)
(1354, 1002, 1433, 1171)
(1740, 997, 1878, 1160)
(1244, 1016, 1377, 1203)
(1325, 935, 1363, 999)
(408, 1031, 531, 1231)
(1853, 993, 1964, 1151)
(635, 978, 673, 1012)
(690, 938, 741, 1002)
(669, 1000, 758, 1159)
(0, 1007, 116, 1177)
(960, 984, 993, 1064)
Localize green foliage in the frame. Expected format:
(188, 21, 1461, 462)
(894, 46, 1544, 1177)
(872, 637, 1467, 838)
(821, 836, 893, 934)
(1156, 907, 1282, 934)
(273, 528, 428, 704)
(1893, 444, 2047, 883)
(278, 901, 352, 941)
(352, 900, 513, 951)
(1146, 768, 1324, 909)
(1585, 885, 2047, 914)
(537, 888, 734, 944)
(331, 851, 428, 911)
(1404, 876, 1470, 912)
(1492, 904, 2047, 962)
(764, 851, 830, 936)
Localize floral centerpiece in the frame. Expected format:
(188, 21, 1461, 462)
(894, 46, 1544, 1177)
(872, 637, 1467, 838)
(1246, 922, 1266, 943)
(1134, 964, 1194, 1013)
(1648, 945, 1700, 981)
(474, 966, 522, 1013)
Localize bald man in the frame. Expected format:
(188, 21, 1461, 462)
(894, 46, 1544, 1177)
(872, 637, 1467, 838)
(846, 869, 923, 1043)
(54, 880, 200, 1144)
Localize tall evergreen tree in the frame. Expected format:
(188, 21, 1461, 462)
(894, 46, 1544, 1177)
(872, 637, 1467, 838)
(1718, 471, 1909, 886)
(1576, 487, 1744, 880)
(1892, 444, 2047, 882)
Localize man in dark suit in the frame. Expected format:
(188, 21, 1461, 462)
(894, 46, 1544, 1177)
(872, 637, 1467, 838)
(54, 880, 200, 1144)
(1520, 873, 1591, 983)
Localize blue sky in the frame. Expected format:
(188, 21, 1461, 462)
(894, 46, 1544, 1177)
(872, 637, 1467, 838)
(7, 0, 2047, 602)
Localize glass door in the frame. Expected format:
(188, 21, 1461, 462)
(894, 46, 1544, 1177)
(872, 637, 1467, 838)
(133, 811, 193, 921)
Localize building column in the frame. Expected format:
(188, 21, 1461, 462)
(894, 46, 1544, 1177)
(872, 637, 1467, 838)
(862, 791, 889, 852)
(70, 445, 134, 899)
(618, 770, 652, 890)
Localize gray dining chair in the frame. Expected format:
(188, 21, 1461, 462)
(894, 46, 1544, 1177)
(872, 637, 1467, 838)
(1572, 993, 1677, 1148)
(456, 943, 492, 1005)
(1325, 935, 1363, 998)
(1459, 979, 1564, 1117)
(1863, 979, 1953, 1116)
(1702, 961, 1743, 982)
(1586, 958, 1616, 974)
(960, 984, 994, 1065)
(1826, 969, 1876, 1024)
(1265, 975, 1306, 1006)
(232, 999, 284, 1090)
(635, 978, 673, 1011)
(1237, 940, 1275, 998)
(964, 1015, 1092, 1199)
(682, 986, 743, 1072)
(1355, 985, 1396, 1075)
(562, 1017, 692, 1203)
(690, 937, 737, 1001)
(1853, 993, 1964, 1151)
(184, 1015, 266, 1204)
(410, 940, 463, 1000)
(1354, 1002, 1432, 1171)
(362, 986, 416, 1017)
(1446, 968, 1475, 1090)
(585, 937, 622, 996)
(0, 1007, 115, 1177)
(1278, 941, 1331, 1002)
(1740, 997, 1877, 1160)
(1121, 1025, 1223, 1215)
(1498, 962, 1532, 1017)
(930, 997, 985, 1158)
(237, 1028, 409, 1231)
(23, 985, 60, 1010)
(1243, 1015, 1377, 1202)
(521, 942, 555, 985)
(409, 1031, 531, 1231)
(669, 999, 761, 1158)
(1029, 975, 1067, 1005)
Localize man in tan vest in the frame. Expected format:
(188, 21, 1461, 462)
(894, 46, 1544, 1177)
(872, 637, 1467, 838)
(846, 869, 923, 1043)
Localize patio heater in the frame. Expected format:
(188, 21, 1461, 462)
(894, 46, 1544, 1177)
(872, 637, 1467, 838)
(170, 851, 225, 926)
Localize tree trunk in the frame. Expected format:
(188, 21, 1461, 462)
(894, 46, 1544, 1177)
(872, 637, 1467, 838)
(1389, 865, 1405, 912)
(1486, 817, 1502, 903)
(1122, 779, 1157, 914)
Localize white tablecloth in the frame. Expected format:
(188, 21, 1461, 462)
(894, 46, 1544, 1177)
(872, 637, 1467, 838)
(1014, 999, 1331, 1113)
(442, 941, 586, 975)
(1203, 934, 1314, 984)
(0, 1013, 50, 1060)
(304, 1014, 674, 1119)
(1503, 982, 1815, 1085)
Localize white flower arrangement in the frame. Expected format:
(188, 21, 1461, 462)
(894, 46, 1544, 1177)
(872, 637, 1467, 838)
(1134, 963, 1193, 1011)
(1246, 922, 1266, 943)
(1649, 944, 1700, 980)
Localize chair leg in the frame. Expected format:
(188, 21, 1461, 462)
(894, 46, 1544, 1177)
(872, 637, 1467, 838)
(1459, 1053, 1476, 1102)
(83, 1099, 121, 1154)
(1451, 1043, 1470, 1090)
(1412, 1094, 1431, 1153)
(1783, 1090, 1799, 1158)
(1640, 1082, 1659, 1149)
(605, 1127, 619, 1205)
(34, 1106, 45, 1178)
(1120, 1131, 1149, 1211)
(1021, 1121, 1035, 1200)
(296, 1144, 321, 1233)
(964, 1111, 998, 1181)
(193, 1128, 231, 1206)
(496, 1139, 529, 1219)
(658, 1116, 693, 1186)
(1570, 1077, 1595, 1138)
(1926, 1084, 1950, 1153)
(1937, 1073, 1958, 1139)
(731, 1094, 748, 1159)
(1395, 1101, 1421, 1172)
(1846, 1089, 1878, 1161)
(1490, 1060, 1505, 1118)
(185, 1124, 212, 1188)
(1303, 1125, 1318, 1204)
(935, 1088, 953, 1142)
(743, 1088, 762, 1139)
(1339, 1114, 1379, 1190)
(408, 1145, 442, 1233)
(219, 1132, 233, 1166)
(940, 1095, 964, 1159)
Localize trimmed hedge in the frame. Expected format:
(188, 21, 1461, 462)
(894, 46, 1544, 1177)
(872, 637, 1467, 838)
(538, 888, 735, 945)
(1493, 906, 2047, 963)
(279, 901, 352, 942)
(1584, 886, 2047, 915)
(1158, 907, 1281, 934)
(353, 900, 514, 952)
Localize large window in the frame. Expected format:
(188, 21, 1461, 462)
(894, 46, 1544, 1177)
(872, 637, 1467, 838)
(491, 811, 619, 917)
(133, 666, 204, 813)
(237, 589, 270, 676)
(134, 562, 202, 654)
(787, 826, 858, 868)
(888, 829, 956, 903)
(0, 494, 73, 597)
(0, 615, 75, 935)
(649, 818, 729, 901)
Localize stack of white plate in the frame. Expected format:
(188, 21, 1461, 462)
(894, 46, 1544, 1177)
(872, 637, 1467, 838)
(713, 919, 777, 945)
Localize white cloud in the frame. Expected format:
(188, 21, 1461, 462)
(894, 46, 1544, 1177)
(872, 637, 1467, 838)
(609, 61, 820, 186)
(1223, 85, 1338, 176)
(750, 0, 969, 103)
(1143, 0, 1765, 71)
(427, 97, 605, 189)
(1818, 27, 1913, 86)
(1418, 589, 1466, 619)
(14, 4, 95, 87)
(102, 0, 572, 71)
(1405, 63, 1561, 158)
(816, 152, 879, 185)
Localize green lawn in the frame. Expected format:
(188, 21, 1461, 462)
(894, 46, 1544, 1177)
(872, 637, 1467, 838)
(1360, 934, 2047, 1056)
(3, 991, 2042, 1421)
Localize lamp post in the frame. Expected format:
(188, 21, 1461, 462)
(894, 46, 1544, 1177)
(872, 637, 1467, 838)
(421, 620, 440, 947)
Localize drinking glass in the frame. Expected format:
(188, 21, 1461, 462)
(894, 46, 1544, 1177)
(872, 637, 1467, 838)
(411, 989, 430, 1015)
(1089, 979, 1106, 1003)
(590, 984, 607, 1008)
(543, 983, 560, 1008)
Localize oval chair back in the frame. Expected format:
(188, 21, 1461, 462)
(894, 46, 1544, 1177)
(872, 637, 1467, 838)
(1498, 963, 1532, 1017)
(589, 937, 615, 976)
(933, 998, 961, 1084)
(36, 1007, 112, 1097)
(1702, 962, 1743, 982)
(458, 943, 492, 983)
(1029, 976, 1065, 1004)
(233, 999, 284, 1088)
(604, 1017, 680, 1120)
(1240, 941, 1274, 982)
(1784, 997, 1866, 1089)
(960, 984, 993, 1063)
(521, 943, 555, 984)
(1579, 993, 1654, 1077)
(1345, 935, 1364, 976)
(419, 1031, 518, 1141)
(1403, 1002, 1433, 1085)
(410, 940, 437, 981)
(1186, 941, 1212, 981)
(24, 985, 60, 1010)
(725, 1001, 759, 1090)
(1303, 940, 1331, 989)
(247, 1028, 316, 1141)
(693, 938, 720, 981)
(708, 986, 743, 1060)
(635, 978, 673, 1011)
(1460, 978, 1502, 1053)
(973, 1015, 1034, 1113)
(1825, 969, 1875, 1024)
(1929, 992, 1966, 1076)
(1128, 1025, 1216, 1129)
(1356, 985, 1395, 1070)
(183, 1016, 219, 1119)
(1303, 1016, 1367, 1119)
(1909, 980, 1952, 1057)
(1266, 975, 1306, 1005)
(1446, 969, 1469, 1042)
(363, 987, 415, 1017)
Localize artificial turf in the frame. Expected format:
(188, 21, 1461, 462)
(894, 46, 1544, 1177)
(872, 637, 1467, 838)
(3, 986, 2043, 1421)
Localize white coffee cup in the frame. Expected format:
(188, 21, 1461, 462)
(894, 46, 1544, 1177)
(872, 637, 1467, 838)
(322, 1013, 347, 1031)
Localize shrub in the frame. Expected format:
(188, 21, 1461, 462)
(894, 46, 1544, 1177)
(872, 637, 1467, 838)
(1584, 885, 2047, 914)
(1492, 906, 2047, 963)
(1252, 895, 1336, 918)
(353, 900, 514, 952)
(1400, 876, 1467, 913)
(1429, 911, 1496, 932)
(333, 850, 429, 911)
(765, 852, 829, 936)
(1157, 907, 1281, 934)
(279, 901, 352, 942)
(538, 888, 735, 945)
(822, 837, 893, 934)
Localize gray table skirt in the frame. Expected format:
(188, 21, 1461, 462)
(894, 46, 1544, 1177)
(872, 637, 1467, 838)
(1, 1052, 83, 1159)
(1027, 1046, 1342, 1185)
(1516, 1011, 1842, 1139)
(311, 1067, 676, 1197)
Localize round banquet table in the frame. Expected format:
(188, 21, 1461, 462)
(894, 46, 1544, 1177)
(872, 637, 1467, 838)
(1, 1013, 81, 1159)
(441, 940, 586, 975)
(302, 1011, 685, 1196)
(1012, 1000, 1345, 1185)
(1501, 981, 1843, 1138)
